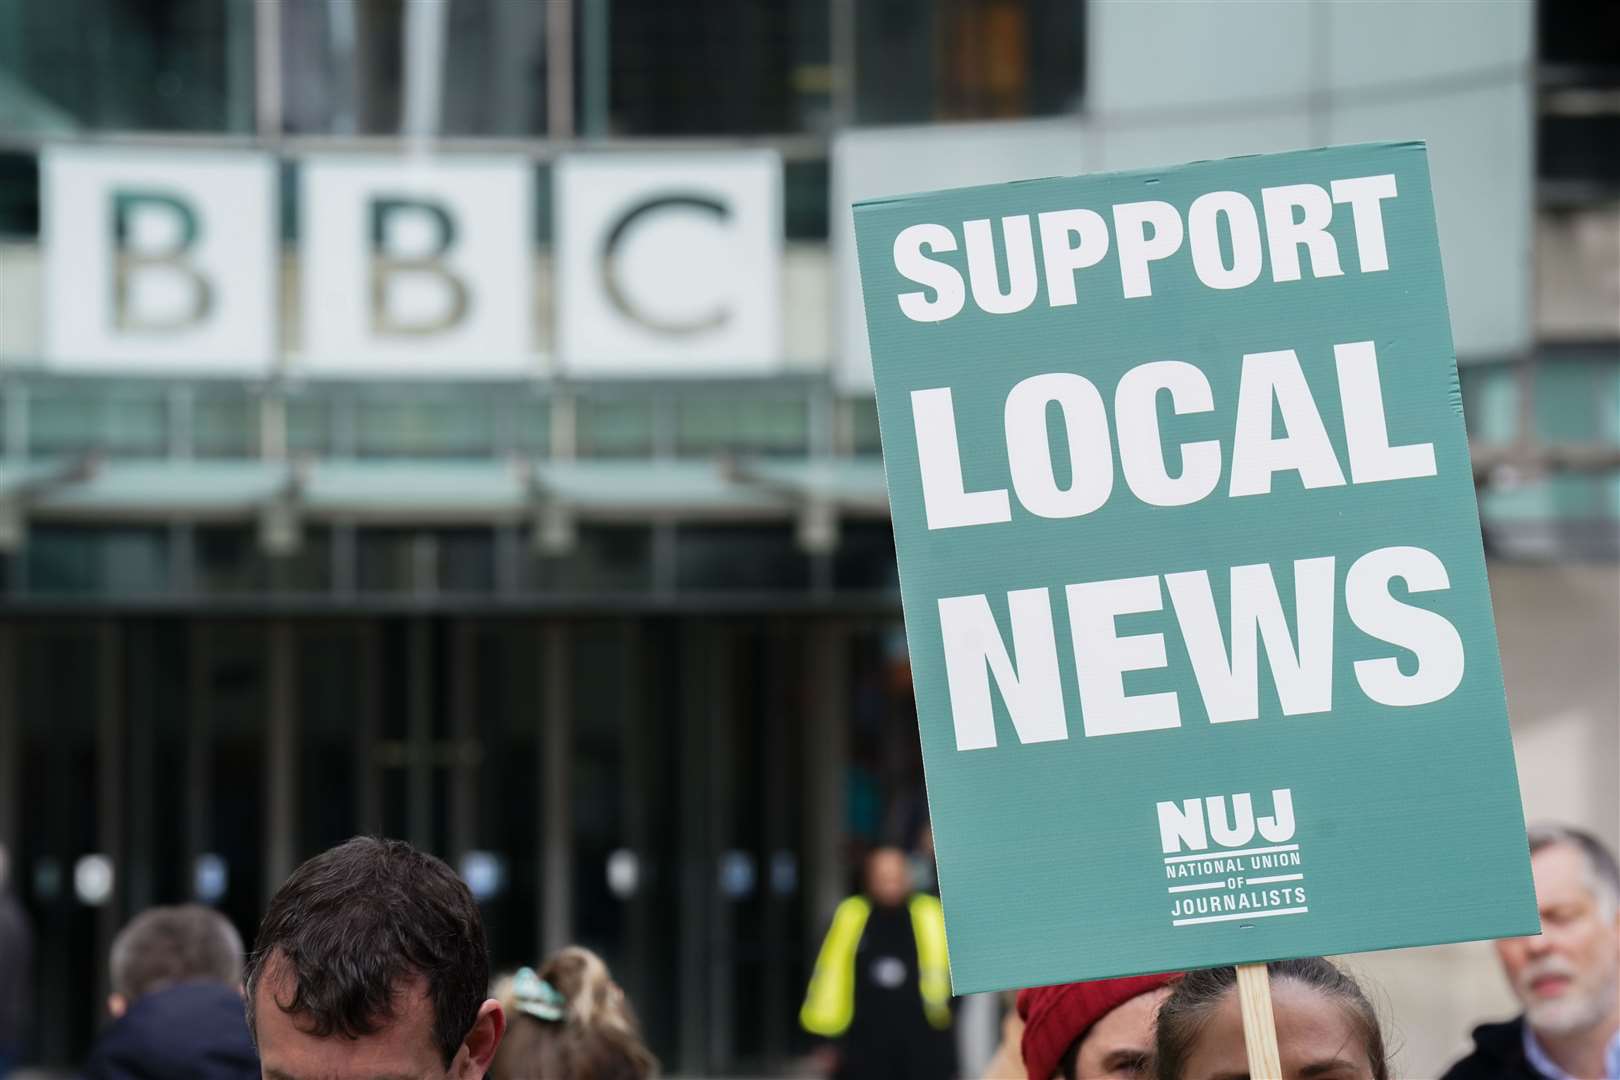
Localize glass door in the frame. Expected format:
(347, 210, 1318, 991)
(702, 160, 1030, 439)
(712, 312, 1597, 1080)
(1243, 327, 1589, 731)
(594, 615, 819, 1076)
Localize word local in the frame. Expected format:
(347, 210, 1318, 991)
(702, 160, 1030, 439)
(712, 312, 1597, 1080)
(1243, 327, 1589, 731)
(912, 338, 1434, 529)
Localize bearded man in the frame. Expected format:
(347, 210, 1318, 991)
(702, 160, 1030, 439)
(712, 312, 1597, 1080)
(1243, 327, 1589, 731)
(1444, 824, 1620, 1080)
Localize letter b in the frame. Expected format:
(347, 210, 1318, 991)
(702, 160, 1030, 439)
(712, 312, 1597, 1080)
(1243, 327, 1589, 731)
(112, 191, 213, 332)
(370, 197, 470, 335)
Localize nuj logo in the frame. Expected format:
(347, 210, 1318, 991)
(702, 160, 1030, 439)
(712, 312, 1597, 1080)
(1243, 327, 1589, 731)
(1157, 788, 1296, 855)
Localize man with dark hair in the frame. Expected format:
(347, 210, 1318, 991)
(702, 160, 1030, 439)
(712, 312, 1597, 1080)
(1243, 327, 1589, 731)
(244, 836, 504, 1080)
(84, 904, 258, 1080)
(1443, 823, 1620, 1080)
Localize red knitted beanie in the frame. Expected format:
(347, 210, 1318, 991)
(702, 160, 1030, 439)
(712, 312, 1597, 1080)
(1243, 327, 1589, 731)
(1016, 972, 1182, 1080)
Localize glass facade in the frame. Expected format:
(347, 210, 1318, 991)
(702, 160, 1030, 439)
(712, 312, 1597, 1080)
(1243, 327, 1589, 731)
(0, 1, 252, 134)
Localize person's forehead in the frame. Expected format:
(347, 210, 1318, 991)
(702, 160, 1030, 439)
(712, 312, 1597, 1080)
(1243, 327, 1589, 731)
(1179, 990, 1250, 1073)
(253, 962, 444, 1079)
(1085, 984, 1172, 1046)
(1181, 981, 1368, 1079)
(1270, 980, 1362, 1047)
(1532, 843, 1596, 900)
(868, 850, 907, 874)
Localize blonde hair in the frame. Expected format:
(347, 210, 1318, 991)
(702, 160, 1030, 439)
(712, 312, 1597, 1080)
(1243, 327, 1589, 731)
(491, 947, 658, 1080)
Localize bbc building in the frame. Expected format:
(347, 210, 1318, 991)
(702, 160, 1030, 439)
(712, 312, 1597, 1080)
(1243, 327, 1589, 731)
(0, 2, 1615, 1073)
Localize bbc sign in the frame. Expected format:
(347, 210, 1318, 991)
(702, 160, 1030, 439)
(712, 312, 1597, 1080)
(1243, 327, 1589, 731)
(39, 145, 783, 378)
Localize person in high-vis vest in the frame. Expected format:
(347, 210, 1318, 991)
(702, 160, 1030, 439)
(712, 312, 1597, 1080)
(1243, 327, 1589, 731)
(801, 847, 956, 1079)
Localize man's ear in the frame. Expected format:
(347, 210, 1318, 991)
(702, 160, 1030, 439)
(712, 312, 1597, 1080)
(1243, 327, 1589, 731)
(454, 998, 506, 1078)
(107, 993, 128, 1019)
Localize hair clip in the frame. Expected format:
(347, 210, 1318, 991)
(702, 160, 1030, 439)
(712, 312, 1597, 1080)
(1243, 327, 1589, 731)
(511, 966, 567, 1022)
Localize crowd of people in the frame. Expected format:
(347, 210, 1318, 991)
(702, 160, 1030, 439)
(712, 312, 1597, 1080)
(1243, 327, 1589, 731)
(810, 825, 1619, 1080)
(0, 823, 1611, 1079)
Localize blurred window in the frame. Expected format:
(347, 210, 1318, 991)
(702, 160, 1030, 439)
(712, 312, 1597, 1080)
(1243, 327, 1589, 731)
(194, 525, 268, 593)
(855, 0, 1084, 124)
(194, 387, 261, 459)
(1459, 365, 1518, 446)
(1540, 114, 1620, 191)
(286, 394, 333, 457)
(0, 0, 252, 133)
(1540, 0, 1620, 83)
(0, 153, 39, 237)
(1462, 353, 1620, 561)
(1460, 353, 1620, 447)
(297, 626, 368, 854)
(578, 397, 656, 458)
(1533, 355, 1620, 444)
(28, 384, 167, 459)
(15, 626, 103, 1060)
(468, 622, 543, 976)
(786, 158, 831, 240)
(199, 623, 269, 960)
(356, 527, 421, 593)
(847, 398, 882, 455)
(269, 526, 335, 594)
(25, 525, 170, 596)
(528, 525, 654, 593)
(1538, 0, 1620, 193)
(676, 524, 808, 591)
(280, 0, 404, 135)
(511, 394, 552, 458)
(607, 0, 831, 135)
(833, 521, 899, 590)
(568, 622, 632, 977)
(283, 0, 550, 136)
(353, 527, 494, 593)
(26, 386, 104, 457)
(441, 0, 550, 136)
(355, 394, 499, 459)
(676, 395, 809, 457)
(438, 528, 496, 594)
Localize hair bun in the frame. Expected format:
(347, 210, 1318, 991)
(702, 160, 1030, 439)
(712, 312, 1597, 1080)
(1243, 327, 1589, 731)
(510, 967, 566, 1023)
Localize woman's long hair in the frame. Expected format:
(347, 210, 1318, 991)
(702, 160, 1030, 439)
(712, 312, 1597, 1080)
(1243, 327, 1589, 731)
(491, 946, 659, 1080)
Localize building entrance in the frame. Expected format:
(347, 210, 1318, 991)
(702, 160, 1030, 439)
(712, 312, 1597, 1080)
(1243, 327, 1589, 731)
(1, 612, 901, 1074)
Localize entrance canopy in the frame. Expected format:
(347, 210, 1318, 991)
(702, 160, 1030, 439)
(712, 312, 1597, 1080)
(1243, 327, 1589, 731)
(3, 456, 892, 555)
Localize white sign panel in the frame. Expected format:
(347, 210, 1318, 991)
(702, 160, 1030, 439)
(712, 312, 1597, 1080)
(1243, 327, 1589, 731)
(556, 152, 782, 377)
(42, 146, 276, 373)
(299, 155, 533, 375)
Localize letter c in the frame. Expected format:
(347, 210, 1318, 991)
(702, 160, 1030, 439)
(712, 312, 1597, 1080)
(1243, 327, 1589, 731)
(602, 194, 731, 335)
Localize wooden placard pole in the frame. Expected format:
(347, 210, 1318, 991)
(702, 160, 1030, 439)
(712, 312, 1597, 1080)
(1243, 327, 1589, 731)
(1236, 963, 1283, 1078)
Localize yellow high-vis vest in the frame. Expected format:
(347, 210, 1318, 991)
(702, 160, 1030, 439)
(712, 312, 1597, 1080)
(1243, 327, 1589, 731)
(800, 893, 952, 1037)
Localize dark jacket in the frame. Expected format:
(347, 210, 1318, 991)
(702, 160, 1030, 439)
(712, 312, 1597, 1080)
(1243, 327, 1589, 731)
(81, 981, 259, 1080)
(1440, 1017, 1547, 1080)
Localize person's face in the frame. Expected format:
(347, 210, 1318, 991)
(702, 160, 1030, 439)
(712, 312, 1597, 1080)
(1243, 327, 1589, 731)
(253, 959, 504, 1080)
(1495, 842, 1620, 1036)
(866, 849, 911, 908)
(1177, 980, 1377, 1080)
(1071, 985, 1171, 1079)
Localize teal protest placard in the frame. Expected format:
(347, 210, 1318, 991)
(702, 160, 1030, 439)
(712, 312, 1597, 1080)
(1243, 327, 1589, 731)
(853, 142, 1538, 994)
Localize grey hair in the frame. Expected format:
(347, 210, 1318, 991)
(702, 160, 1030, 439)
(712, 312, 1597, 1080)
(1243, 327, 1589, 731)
(110, 904, 245, 1003)
(1528, 823, 1620, 917)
